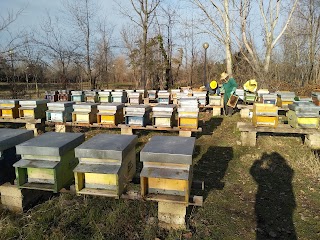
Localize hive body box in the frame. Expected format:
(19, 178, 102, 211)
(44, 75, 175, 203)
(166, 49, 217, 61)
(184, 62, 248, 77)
(13, 132, 85, 193)
(192, 91, 207, 106)
(19, 100, 49, 119)
(136, 89, 147, 98)
(178, 97, 199, 129)
(152, 104, 176, 127)
(261, 94, 277, 104)
(45, 91, 59, 102)
(252, 103, 279, 127)
(84, 90, 98, 103)
(97, 103, 124, 125)
(124, 105, 152, 126)
(311, 92, 320, 106)
(140, 136, 195, 204)
(74, 134, 138, 198)
(147, 90, 157, 101)
(244, 91, 257, 103)
(0, 99, 21, 118)
(98, 91, 111, 103)
(0, 129, 34, 184)
(128, 92, 143, 104)
(157, 91, 171, 104)
(276, 92, 295, 107)
(235, 89, 245, 101)
(46, 101, 75, 123)
(71, 91, 84, 102)
(58, 90, 71, 101)
(72, 103, 99, 124)
(111, 91, 127, 103)
(287, 101, 320, 129)
(209, 95, 222, 106)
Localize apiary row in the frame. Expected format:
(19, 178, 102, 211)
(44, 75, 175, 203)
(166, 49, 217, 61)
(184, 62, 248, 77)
(0, 129, 195, 207)
(44, 89, 221, 106)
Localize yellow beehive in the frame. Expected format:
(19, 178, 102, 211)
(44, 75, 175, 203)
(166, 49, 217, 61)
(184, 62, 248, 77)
(97, 103, 124, 125)
(19, 100, 49, 119)
(72, 103, 99, 124)
(252, 115, 279, 127)
(287, 110, 319, 129)
(74, 134, 138, 198)
(0, 100, 21, 118)
(252, 103, 278, 127)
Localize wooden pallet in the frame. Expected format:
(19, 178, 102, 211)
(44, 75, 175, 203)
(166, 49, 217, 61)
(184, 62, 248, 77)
(237, 122, 320, 148)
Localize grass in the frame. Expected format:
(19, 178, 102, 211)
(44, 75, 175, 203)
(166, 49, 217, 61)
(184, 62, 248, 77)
(0, 112, 320, 239)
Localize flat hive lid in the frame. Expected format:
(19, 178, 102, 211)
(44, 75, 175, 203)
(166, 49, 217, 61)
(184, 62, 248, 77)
(19, 99, 49, 105)
(74, 163, 121, 174)
(140, 136, 195, 164)
(98, 103, 124, 110)
(0, 99, 23, 104)
(125, 105, 151, 113)
(71, 91, 83, 95)
(75, 134, 137, 160)
(288, 101, 320, 112)
(148, 90, 157, 93)
(16, 132, 85, 156)
(152, 104, 175, 112)
(128, 92, 141, 97)
(73, 103, 99, 110)
(0, 129, 34, 152)
(47, 101, 75, 108)
(13, 159, 60, 169)
(140, 167, 190, 180)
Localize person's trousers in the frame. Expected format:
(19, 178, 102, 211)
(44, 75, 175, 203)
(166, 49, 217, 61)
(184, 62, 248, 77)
(224, 99, 233, 116)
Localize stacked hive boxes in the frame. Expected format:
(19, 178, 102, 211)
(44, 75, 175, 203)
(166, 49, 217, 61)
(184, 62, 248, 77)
(0, 129, 34, 185)
(46, 101, 74, 123)
(252, 103, 279, 127)
(13, 132, 85, 193)
(45, 91, 58, 102)
(152, 104, 176, 127)
(171, 89, 180, 104)
(257, 89, 269, 102)
(97, 103, 124, 125)
(235, 89, 245, 101)
(157, 90, 171, 104)
(72, 103, 99, 124)
(136, 89, 147, 99)
(287, 101, 320, 129)
(98, 90, 111, 103)
(73, 134, 137, 198)
(71, 91, 84, 102)
(58, 90, 70, 101)
(111, 90, 127, 103)
(128, 92, 143, 104)
(124, 105, 151, 126)
(244, 91, 257, 103)
(276, 91, 295, 108)
(0, 99, 21, 118)
(192, 91, 207, 106)
(140, 136, 195, 204)
(208, 95, 221, 106)
(84, 90, 98, 103)
(261, 93, 277, 104)
(178, 97, 199, 129)
(19, 100, 49, 119)
(147, 90, 157, 101)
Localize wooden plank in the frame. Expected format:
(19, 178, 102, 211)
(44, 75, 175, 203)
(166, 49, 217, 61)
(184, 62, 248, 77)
(0, 118, 42, 124)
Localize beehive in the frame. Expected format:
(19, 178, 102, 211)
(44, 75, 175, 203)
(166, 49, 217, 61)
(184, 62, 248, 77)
(97, 103, 124, 125)
(124, 105, 152, 126)
(58, 90, 71, 101)
(71, 91, 84, 102)
(261, 93, 277, 104)
(244, 91, 257, 103)
(157, 91, 171, 104)
(111, 90, 127, 103)
(136, 89, 147, 98)
(45, 91, 59, 102)
(98, 90, 111, 103)
(252, 103, 279, 127)
(170, 89, 180, 104)
(74, 134, 137, 198)
(208, 95, 222, 106)
(72, 103, 99, 124)
(13, 132, 85, 193)
(19, 100, 49, 119)
(147, 90, 157, 101)
(235, 89, 245, 101)
(178, 97, 199, 129)
(176, 92, 189, 105)
(0, 99, 21, 118)
(192, 91, 207, 106)
(140, 136, 195, 204)
(128, 92, 143, 104)
(0, 129, 34, 185)
(257, 89, 269, 101)
(287, 101, 320, 129)
(311, 92, 320, 106)
(84, 90, 98, 103)
(152, 104, 176, 127)
(276, 91, 295, 107)
(46, 101, 75, 123)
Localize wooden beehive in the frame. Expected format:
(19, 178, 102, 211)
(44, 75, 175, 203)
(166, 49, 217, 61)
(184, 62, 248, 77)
(97, 103, 124, 125)
(261, 94, 277, 104)
(74, 134, 138, 198)
(208, 95, 222, 106)
(111, 90, 127, 103)
(98, 91, 111, 103)
(192, 91, 207, 106)
(178, 97, 199, 129)
(128, 92, 143, 104)
(252, 103, 278, 127)
(287, 101, 320, 129)
(0, 99, 21, 119)
(19, 100, 49, 119)
(13, 132, 85, 193)
(147, 90, 157, 101)
(72, 103, 99, 124)
(84, 90, 98, 103)
(157, 91, 171, 105)
(276, 91, 295, 107)
(311, 92, 320, 106)
(71, 91, 84, 102)
(140, 136, 195, 204)
(58, 90, 71, 101)
(46, 101, 75, 123)
(152, 104, 176, 127)
(124, 105, 152, 127)
(0, 129, 34, 185)
(45, 91, 59, 102)
(244, 91, 257, 103)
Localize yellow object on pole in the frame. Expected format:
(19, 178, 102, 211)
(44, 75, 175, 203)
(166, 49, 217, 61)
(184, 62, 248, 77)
(243, 79, 258, 93)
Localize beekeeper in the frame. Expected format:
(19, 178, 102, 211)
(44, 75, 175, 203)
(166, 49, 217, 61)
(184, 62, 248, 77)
(220, 72, 238, 115)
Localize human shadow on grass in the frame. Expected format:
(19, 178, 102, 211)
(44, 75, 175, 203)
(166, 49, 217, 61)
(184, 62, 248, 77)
(192, 146, 233, 201)
(250, 152, 297, 240)
(196, 117, 223, 138)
